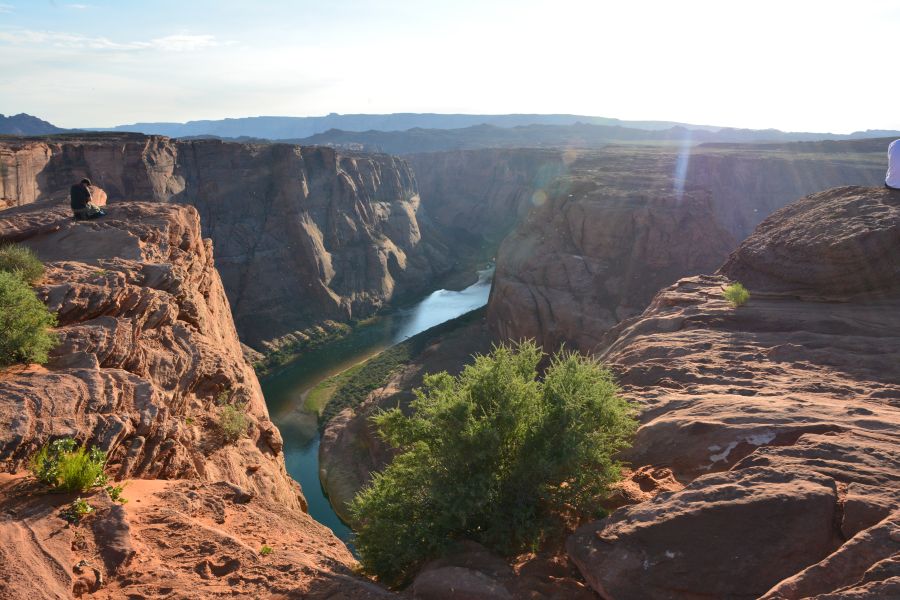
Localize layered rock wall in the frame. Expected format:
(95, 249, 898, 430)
(486, 145, 885, 353)
(408, 148, 568, 243)
(0, 135, 447, 348)
(0, 202, 300, 508)
(486, 161, 737, 352)
(685, 150, 886, 239)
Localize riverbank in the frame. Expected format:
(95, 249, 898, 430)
(260, 268, 495, 542)
(319, 310, 493, 524)
(314, 307, 486, 429)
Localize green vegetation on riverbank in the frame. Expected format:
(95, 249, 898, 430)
(252, 320, 352, 378)
(312, 307, 486, 428)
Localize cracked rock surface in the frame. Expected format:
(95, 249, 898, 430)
(568, 187, 900, 599)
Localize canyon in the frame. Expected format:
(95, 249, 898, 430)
(0, 134, 449, 351)
(1, 135, 885, 357)
(0, 131, 896, 599)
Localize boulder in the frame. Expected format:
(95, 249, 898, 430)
(568, 468, 840, 599)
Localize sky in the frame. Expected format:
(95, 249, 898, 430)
(0, 0, 898, 132)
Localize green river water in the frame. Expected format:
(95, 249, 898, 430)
(260, 268, 494, 542)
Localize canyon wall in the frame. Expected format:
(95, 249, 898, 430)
(0, 201, 391, 598)
(568, 186, 900, 598)
(487, 145, 886, 352)
(684, 147, 886, 239)
(408, 148, 568, 243)
(0, 134, 449, 349)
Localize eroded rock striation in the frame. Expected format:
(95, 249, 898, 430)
(0, 202, 391, 598)
(567, 186, 900, 599)
(0, 134, 449, 348)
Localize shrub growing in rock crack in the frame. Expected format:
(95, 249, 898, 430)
(0, 243, 44, 284)
(219, 402, 249, 443)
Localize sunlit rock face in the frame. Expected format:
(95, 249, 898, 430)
(0, 134, 449, 348)
(0, 201, 395, 599)
(569, 186, 900, 599)
(0, 201, 302, 508)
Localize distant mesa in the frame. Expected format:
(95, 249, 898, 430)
(7, 111, 897, 154)
(0, 113, 68, 136)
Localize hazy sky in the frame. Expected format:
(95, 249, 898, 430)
(1, 0, 898, 132)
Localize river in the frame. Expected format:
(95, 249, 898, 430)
(261, 267, 494, 542)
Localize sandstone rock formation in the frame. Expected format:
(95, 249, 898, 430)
(485, 144, 885, 354)
(409, 148, 568, 245)
(0, 135, 450, 348)
(567, 186, 900, 599)
(685, 145, 888, 239)
(0, 201, 391, 598)
(487, 164, 737, 353)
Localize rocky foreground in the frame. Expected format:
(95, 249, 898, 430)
(0, 202, 389, 598)
(569, 186, 900, 598)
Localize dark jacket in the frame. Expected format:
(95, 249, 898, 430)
(70, 183, 92, 210)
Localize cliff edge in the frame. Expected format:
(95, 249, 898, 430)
(0, 202, 390, 599)
(568, 186, 900, 599)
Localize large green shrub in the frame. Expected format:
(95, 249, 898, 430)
(0, 270, 57, 366)
(29, 438, 108, 492)
(350, 341, 637, 586)
(0, 243, 44, 284)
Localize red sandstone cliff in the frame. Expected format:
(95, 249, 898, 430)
(0, 135, 449, 349)
(0, 202, 391, 599)
(567, 186, 900, 599)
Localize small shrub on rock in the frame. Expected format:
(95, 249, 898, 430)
(61, 497, 95, 523)
(350, 341, 637, 586)
(30, 438, 108, 492)
(723, 282, 750, 307)
(0, 243, 44, 283)
(0, 270, 57, 366)
(219, 402, 249, 443)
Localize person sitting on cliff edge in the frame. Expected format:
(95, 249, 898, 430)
(887, 139, 900, 190)
(70, 178, 106, 220)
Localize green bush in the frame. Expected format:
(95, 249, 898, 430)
(350, 341, 637, 586)
(0, 244, 44, 284)
(219, 402, 249, 443)
(0, 271, 57, 366)
(29, 438, 108, 492)
(723, 282, 750, 307)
